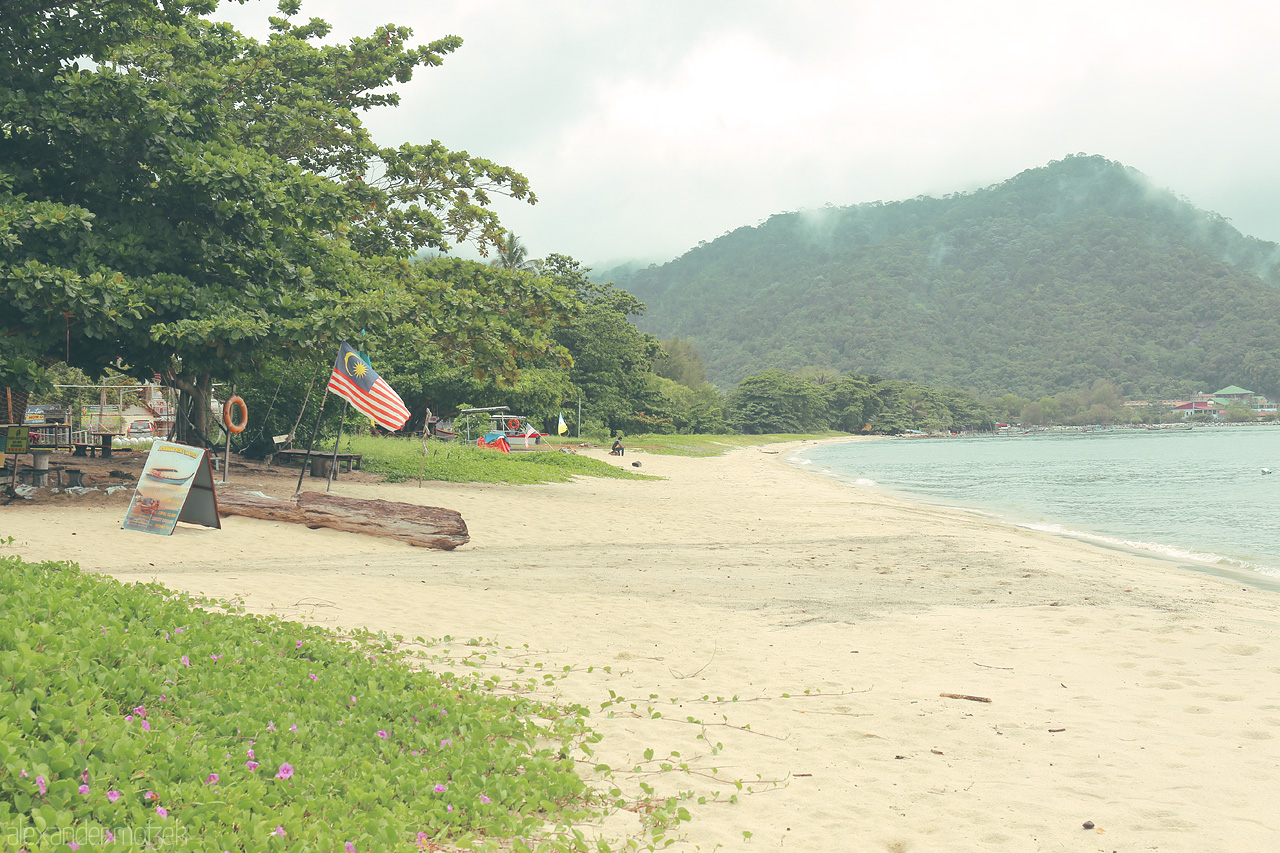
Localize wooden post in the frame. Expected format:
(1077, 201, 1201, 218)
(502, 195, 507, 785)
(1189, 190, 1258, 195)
(295, 389, 328, 495)
(222, 383, 234, 484)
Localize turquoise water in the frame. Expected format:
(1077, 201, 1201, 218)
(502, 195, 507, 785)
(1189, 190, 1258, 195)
(794, 426, 1280, 586)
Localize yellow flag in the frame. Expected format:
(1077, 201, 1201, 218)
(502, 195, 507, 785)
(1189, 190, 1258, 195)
(557, 413, 568, 435)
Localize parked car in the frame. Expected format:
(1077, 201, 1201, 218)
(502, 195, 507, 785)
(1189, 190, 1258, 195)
(127, 419, 155, 437)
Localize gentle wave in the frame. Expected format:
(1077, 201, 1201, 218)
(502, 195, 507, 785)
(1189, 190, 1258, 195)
(1020, 521, 1280, 579)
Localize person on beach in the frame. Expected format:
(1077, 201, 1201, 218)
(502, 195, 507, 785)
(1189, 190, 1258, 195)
(611, 438, 624, 456)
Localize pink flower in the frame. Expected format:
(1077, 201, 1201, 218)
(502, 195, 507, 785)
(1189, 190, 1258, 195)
(433, 783, 446, 793)
(376, 730, 388, 739)
(346, 844, 355, 853)
(35, 776, 46, 795)
(134, 705, 146, 718)
(180, 655, 190, 667)
(78, 784, 90, 795)
(275, 763, 294, 780)
(107, 790, 122, 803)
(309, 673, 317, 681)
(156, 806, 168, 817)
(125, 715, 133, 723)
(289, 724, 297, 733)
(245, 761, 259, 771)
(296, 640, 304, 649)
(267, 721, 276, 731)
(417, 831, 428, 847)
(142, 720, 151, 732)
(446, 805, 453, 813)
(68, 843, 79, 850)
(480, 794, 491, 804)
(105, 830, 115, 841)
(80, 771, 89, 783)
(205, 773, 218, 785)
(440, 739, 452, 747)
(144, 790, 157, 800)
(273, 825, 285, 837)
(19, 769, 27, 777)
(247, 748, 254, 759)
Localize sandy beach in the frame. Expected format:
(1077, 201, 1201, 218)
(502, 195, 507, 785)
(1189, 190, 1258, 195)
(5, 440, 1280, 852)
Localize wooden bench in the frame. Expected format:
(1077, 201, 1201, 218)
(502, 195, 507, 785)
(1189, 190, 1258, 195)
(271, 448, 363, 474)
(18, 465, 83, 488)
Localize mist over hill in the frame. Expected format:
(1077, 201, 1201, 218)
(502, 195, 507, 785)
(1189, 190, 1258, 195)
(606, 155, 1280, 399)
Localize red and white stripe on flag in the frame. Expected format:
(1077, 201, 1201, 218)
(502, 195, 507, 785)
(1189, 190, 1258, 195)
(327, 371, 411, 430)
(326, 342, 412, 430)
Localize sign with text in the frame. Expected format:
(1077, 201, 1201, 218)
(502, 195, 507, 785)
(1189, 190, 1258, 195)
(1, 425, 29, 454)
(122, 441, 221, 535)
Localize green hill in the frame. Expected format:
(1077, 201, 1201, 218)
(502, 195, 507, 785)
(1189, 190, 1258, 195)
(611, 155, 1280, 398)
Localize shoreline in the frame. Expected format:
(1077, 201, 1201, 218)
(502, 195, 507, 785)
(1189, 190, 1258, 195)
(6, 442, 1280, 850)
(792, 430, 1280, 595)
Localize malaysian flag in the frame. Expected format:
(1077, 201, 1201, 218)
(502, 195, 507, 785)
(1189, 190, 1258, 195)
(326, 342, 410, 430)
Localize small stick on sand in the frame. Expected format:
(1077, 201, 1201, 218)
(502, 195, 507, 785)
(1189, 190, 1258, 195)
(940, 692, 992, 703)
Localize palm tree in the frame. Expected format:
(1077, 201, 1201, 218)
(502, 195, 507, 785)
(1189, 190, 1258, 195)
(489, 230, 537, 272)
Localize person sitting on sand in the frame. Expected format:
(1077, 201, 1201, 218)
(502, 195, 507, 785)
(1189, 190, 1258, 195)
(611, 438, 624, 456)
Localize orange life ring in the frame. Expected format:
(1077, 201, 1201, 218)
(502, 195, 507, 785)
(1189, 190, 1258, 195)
(223, 395, 248, 434)
(506, 418, 520, 431)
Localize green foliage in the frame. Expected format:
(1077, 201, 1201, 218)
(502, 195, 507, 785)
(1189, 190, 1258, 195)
(1005, 380, 1137, 427)
(653, 337, 708, 389)
(1, 2, 548, 443)
(327, 434, 651, 484)
(0, 554, 607, 851)
(727, 370, 830, 434)
(724, 369, 992, 435)
(617, 154, 1280, 399)
(646, 376, 730, 434)
(0, 354, 53, 396)
(542, 256, 662, 434)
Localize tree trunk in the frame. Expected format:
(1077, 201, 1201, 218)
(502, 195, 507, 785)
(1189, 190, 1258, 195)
(217, 490, 469, 550)
(168, 371, 215, 446)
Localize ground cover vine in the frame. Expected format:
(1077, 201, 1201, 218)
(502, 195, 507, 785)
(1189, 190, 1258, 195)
(0, 554, 631, 851)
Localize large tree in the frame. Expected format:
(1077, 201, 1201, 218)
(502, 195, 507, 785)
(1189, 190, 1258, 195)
(541, 255, 661, 434)
(1, 1, 557, 442)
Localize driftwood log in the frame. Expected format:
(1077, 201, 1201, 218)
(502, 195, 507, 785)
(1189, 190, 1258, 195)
(217, 490, 468, 550)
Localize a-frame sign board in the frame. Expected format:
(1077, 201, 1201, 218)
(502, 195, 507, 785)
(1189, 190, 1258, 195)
(122, 441, 222, 535)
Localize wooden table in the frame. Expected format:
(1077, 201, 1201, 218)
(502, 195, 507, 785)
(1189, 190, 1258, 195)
(91, 432, 119, 459)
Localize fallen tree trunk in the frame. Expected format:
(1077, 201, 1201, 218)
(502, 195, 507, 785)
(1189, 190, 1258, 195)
(218, 490, 469, 550)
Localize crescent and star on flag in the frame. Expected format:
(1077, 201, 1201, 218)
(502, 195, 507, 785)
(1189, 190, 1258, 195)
(344, 351, 368, 379)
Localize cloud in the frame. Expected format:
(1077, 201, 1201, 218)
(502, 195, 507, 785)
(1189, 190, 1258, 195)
(215, 0, 1280, 266)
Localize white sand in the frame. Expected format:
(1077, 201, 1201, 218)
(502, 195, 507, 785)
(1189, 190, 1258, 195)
(6, 440, 1280, 851)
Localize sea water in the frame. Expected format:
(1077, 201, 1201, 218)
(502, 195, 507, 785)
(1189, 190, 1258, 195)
(793, 426, 1280, 589)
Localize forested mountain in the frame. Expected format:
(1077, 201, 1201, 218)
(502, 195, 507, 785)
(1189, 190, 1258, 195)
(610, 155, 1280, 398)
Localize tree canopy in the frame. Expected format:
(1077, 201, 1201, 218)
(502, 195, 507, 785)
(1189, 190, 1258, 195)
(1, 0, 562, 441)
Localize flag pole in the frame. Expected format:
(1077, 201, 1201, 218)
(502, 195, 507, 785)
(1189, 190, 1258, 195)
(295, 389, 328, 495)
(326, 401, 349, 493)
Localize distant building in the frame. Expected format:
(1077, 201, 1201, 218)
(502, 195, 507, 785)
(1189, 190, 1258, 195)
(1213, 385, 1255, 405)
(1212, 386, 1276, 414)
(1171, 401, 1220, 418)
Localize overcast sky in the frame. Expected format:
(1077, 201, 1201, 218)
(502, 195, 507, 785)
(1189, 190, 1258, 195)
(215, 0, 1280, 269)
